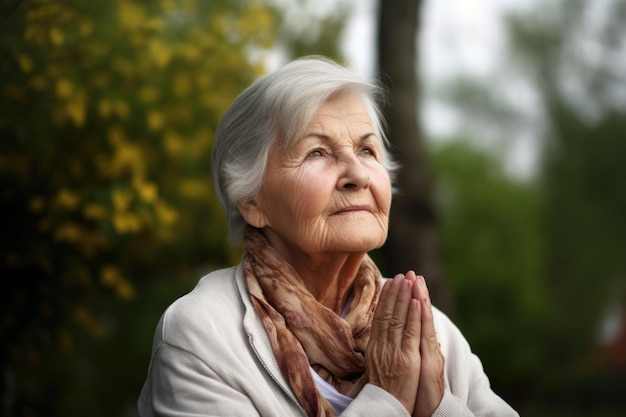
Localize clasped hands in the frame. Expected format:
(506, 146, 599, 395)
(366, 271, 445, 417)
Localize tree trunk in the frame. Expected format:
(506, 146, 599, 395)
(376, 0, 451, 313)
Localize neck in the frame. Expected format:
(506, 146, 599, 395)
(298, 254, 365, 314)
(261, 231, 366, 314)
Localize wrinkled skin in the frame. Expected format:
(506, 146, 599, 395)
(367, 271, 445, 416)
(238, 92, 392, 312)
(239, 92, 445, 413)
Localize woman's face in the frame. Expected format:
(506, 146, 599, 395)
(242, 92, 392, 260)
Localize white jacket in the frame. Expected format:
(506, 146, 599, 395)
(138, 261, 519, 417)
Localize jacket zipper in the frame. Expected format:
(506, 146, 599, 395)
(247, 334, 309, 417)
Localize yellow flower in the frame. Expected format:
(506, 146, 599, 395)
(116, 281, 135, 300)
(65, 90, 87, 127)
(18, 55, 34, 73)
(118, 1, 145, 30)
(112, 189, 133, 211)
(100, 265, 135, 300)
(74, 306, 106, 338)
(56, 78, 74, 99)
(113, 212, 141, 233)
(147, 110, 165, 131)
(55, 188, 80, 210)
(134, 180, 158, 203)
(163, 131, 183, 155)
(148, 39, 172, 68)
(121, 145, 145, 176)
(100, 264, 121, 286)
(83, 203, 107, 220)
(49, 26, 64, 46)
(107, 125, 126, 145)
(156, 202, 178, 225)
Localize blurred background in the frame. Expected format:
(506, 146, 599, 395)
(1, 0, 625, 415)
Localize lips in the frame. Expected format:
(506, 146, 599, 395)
(334, 205, 372, 214)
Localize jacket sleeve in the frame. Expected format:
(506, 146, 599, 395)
(341, 384, 411, 417)
(431, 355, 520, 417)
(430, 309, 520, 417)
(138, 342, 263, 417)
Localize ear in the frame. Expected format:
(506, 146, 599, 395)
(237, 198, 268, 229)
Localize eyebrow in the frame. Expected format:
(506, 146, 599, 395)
(303, 132, 378, 143)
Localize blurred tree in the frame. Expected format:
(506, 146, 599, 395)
(430, 139, 549, 406)
(428, 0, 626, 411)
(0, 0, 278, 415)
(376, 0, 451, 312)
(269, 0, 350, 62)
(506, 0, 626, 396)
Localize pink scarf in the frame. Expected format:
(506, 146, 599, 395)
(243, 227, 382, 416)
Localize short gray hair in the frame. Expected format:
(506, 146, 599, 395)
(211, 56, 397, 244)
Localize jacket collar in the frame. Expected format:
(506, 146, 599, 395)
(234, 259, 306, 413)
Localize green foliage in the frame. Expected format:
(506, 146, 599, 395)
(0, 0, 353, 414)
(429, 0, 626, 412)
(430, 140, 549, 390)
(507, 0, 626, 384)
(0, 0, 278, 414)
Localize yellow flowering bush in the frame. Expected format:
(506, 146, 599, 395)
(0, 0, 276, 372)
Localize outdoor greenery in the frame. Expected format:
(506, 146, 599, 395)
(1, 0, 624, 416)
(1, 0, 275, 414)
(431, 0, 626, 413)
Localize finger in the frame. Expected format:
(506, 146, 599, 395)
(404, 270, 417, 284)
(415, 277, 439, 358)
(372, 274, 404, 340)
(401, 298, 421, 352)
(415, 295, 446, 417)
(420, 297, 440, 357)
(412, 274, 429, 302)
(369, 279, 391, 341)
(410, 276, 445, 417)
(387, 279, 415, 343)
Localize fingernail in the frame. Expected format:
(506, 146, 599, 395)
(418, 275, 427, 289)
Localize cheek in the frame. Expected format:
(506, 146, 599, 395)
(373, 170, 393, 214)
(290, 168, 334, 215)
(293, 188, 331, 223)
(261, 181, 328, 227)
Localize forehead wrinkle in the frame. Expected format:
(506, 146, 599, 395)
(302, 131, 379, 145)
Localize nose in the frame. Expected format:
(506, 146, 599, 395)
(337, 153, 370, 191)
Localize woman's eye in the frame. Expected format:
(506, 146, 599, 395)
(360, 146, 376, 157)
(307, 149, 324, 158)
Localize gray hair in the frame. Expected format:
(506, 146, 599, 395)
(211, 56, 397, 244)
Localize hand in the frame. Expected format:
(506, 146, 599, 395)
(366, 274, 422, 414)
(406, 271, 445, 417)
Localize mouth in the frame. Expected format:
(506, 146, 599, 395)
(334, 205, 372, 215)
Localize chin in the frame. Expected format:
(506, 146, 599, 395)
(332, 234, 386, 253)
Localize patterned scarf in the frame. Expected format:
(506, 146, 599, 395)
(243, 227, 382, 417)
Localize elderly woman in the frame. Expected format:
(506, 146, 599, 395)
(138, 56, 519, 417)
